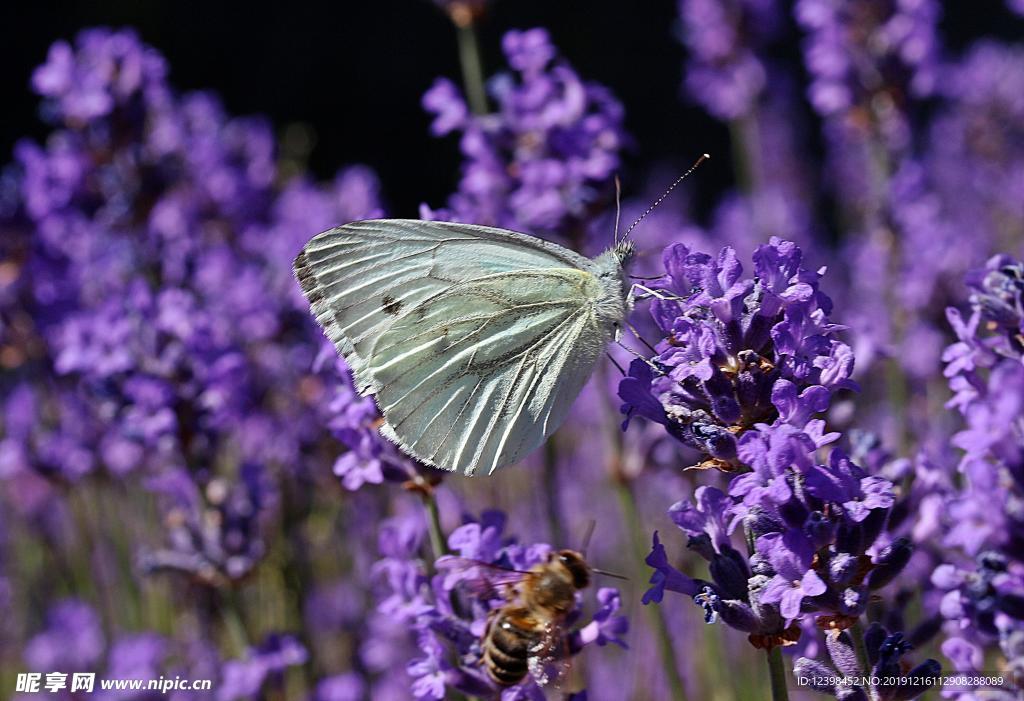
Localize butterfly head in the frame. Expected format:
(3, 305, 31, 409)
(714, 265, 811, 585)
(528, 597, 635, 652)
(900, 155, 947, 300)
(613, 239, 636, 268)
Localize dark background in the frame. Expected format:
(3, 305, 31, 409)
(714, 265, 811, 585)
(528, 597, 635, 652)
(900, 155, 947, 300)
(0, 0, 1018, 219)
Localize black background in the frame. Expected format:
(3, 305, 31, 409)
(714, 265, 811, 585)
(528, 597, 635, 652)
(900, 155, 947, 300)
(1, 0, 1019, 219)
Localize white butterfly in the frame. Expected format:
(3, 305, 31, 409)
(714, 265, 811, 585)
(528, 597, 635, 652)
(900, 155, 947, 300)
(294, 219, 635, 476)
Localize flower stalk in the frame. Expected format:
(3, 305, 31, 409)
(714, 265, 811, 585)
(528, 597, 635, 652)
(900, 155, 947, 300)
(421, 488, 449, 569)
(767, 646, 790, 701)
(850, 620, 878, 701)
(455, 21, 488, 115)
(616, 480, 689, 701)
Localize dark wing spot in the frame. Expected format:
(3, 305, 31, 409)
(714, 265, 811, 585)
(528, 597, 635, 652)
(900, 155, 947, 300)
(382, 294, 403, 316)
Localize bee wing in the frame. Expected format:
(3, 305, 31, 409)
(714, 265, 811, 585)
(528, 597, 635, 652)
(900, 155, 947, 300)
(526, 618, 572, 688)
(436, 556, 533, 599)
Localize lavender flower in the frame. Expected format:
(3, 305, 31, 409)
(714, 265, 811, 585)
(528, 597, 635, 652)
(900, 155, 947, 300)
(5, 11, 1024, 701)
(1, 30, 392, 699)
(138, 465, 274, 586)
(313, 674, 366, 701)
(794, 623, 939, 700)
(218, 635, 308, 701)
(620, 238, 855, 470)
(321, 350, 422, 491)
(24, 599, 105, 672)
(678, 0, 782, 120)
(1, 28, 384, 491)
(933, 255, 1024, 698)
(634, 239, 933, 701)
(421, 28, 625, 240)
(795, 0, 940, 138)
(927, 42, 1024, 263)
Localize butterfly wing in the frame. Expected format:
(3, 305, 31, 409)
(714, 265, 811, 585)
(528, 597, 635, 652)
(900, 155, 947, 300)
(295, 219, 618, 475)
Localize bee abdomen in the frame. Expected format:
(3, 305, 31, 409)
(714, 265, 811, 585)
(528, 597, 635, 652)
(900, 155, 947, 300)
(483, 611, 538, 687)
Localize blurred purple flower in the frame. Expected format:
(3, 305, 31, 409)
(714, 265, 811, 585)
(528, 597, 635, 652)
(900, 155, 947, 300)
(218, 635, 308, 701)
(314, 674, 366, 701)
(421, 28, 625, 238)
(932, 255, 1024, 697)
(24, 599, 105, 672)
(1, 27, 385, 493)
(678, 0, 782, 119)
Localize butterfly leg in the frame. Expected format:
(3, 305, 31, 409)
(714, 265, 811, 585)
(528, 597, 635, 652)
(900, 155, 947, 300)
(605, 351, 626, 376)
(613, 339, 666, 375)
(623, 319, 658, 355)
(629, 283, 686, 302)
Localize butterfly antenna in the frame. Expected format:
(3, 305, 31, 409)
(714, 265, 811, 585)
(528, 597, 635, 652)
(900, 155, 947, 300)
(615, 339, 665, 374)
(621, 153, 710, 241)
(613, 175, 623, 245)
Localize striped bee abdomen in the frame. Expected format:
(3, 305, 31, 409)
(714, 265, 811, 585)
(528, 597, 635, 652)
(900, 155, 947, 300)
(483, 607, 540, 686)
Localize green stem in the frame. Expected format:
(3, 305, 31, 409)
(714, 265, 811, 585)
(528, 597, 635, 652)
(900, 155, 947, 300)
(542, 439, 565, 546)
(417, 491, 473, 701)
(422, 490, 449, 571)
(596, 358, 687, 700)
(222, 588, 251, 656)
(95, 480, 144, 630)
(767, 646, 791, 701)
(729, 110, 764, 198)
(615, 480, 688, 701)
(864, 124, 913, 454)
(850, 621, 878, 701)
(456, 22, 488, 115)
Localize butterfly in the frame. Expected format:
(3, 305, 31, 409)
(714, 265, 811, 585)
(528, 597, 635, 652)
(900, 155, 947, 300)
(294, 155, 708, 477)
(294, 219, 634, 476)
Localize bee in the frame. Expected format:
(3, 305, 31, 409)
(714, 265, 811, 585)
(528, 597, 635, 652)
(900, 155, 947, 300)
(480, 549, 592, 687)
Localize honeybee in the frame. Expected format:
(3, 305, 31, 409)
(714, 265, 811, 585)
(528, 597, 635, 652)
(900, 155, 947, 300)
(479, 549, 593, 688)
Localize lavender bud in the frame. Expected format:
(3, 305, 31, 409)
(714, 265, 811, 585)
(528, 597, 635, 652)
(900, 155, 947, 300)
(839, 586, 869, 617)
(805, 510, 838, 549)
(859, 508, 890, 550)
(779, 497, 810, 530)
(867, 538, 913, 590)
(734, 369, 768, 415)
(978, 550, 1009, 573)
(693, 422, 739, 460)
(864, 623, 888, 669)
(836, 521, 864, 555)
(826, 630, 863, 678)
(714, 598, 761, 633)
(710, 550, 751, 601)
(749, 552, 774, 577)
(997, 592, 1024, 619)
(906, 617, 942, 648)
(883, 659, 941, 701)
(744, 507, 785, 539)
(793, 658, 838, 692)
(747, 575, 785, 632)
(687, 533, 716, 561)
(829, 552, 860, 586)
